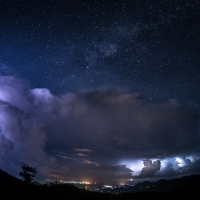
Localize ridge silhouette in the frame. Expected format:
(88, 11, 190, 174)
(1, 168, 200, 199)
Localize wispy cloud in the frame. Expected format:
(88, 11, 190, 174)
(78, 153, 88, 157)
(57, 155, 77, 160)
(74, 148, 93, 153)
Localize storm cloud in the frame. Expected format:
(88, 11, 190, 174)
(139, 159, 161, 178)
(0, 75, 199, 182)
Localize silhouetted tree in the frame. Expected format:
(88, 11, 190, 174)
(19, 164, 37, 184)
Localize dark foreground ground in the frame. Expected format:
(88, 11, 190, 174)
(1, 169, 200, 199)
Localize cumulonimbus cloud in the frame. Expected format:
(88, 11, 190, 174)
(139, 159, 161, 178)
(0, 75, 199, 181)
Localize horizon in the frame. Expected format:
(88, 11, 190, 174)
(2, 167, 198, 187)
(0, 0, 200, 184)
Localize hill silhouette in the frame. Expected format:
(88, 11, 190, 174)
(127, 174, 200, 193)
(0, 168, 115, 199)
(0, 169, 22, 185)
(1, 168, 200, 199)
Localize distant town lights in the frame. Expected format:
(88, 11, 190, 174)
(45, 179, 93, 185)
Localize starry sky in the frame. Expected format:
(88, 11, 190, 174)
(0, 0, 200, 184)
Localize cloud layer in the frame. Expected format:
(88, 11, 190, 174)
(0, 75, 199, 182)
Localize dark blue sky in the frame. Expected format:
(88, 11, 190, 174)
(0, 0, 200, 183)
(0, 0, 199, 100)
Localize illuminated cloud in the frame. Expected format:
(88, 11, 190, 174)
(78, 153, 88, 157)
(57, 155, 77, 160)
(74, 148, 93, 153)
(84, 160, 95, 164)
(139, 159, 161, 178)
(0, 75, 199, 182)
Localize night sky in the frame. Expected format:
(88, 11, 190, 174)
(0, 0, 200, 184)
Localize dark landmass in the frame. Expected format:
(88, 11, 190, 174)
(0, 169, 200, 199)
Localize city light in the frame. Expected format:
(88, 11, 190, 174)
(46, 179, 93, 185)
